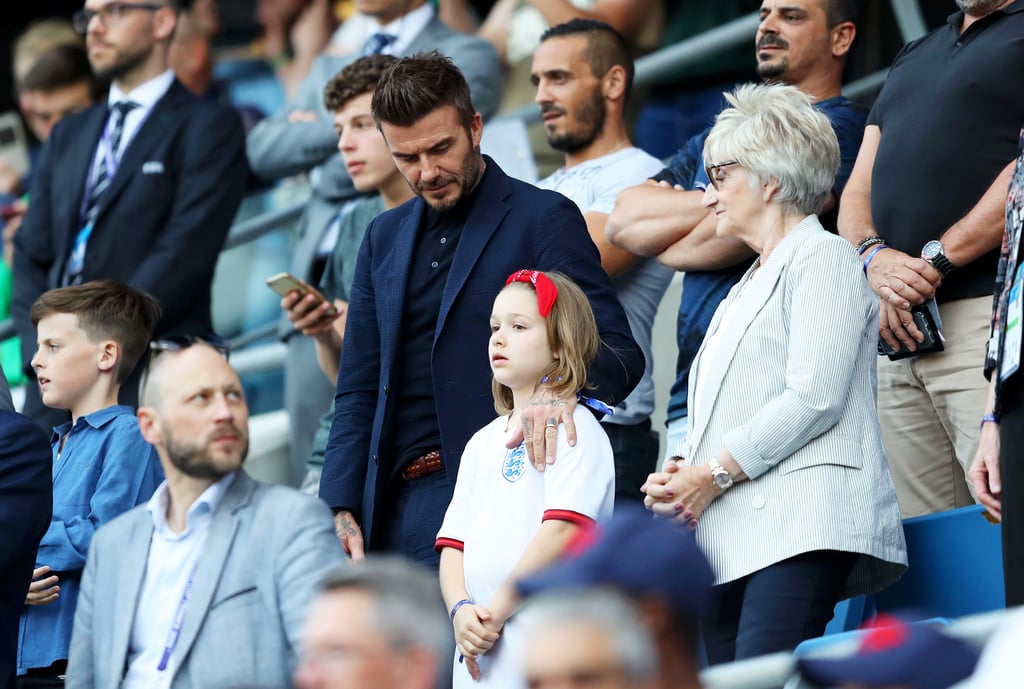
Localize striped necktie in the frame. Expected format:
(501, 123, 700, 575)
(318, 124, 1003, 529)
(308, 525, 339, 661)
(63, 100, 139, 286)
(362, 33, 397, 56)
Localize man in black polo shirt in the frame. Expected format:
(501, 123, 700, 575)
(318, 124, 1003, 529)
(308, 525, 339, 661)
(318, 52, 641, 566)
(838, 0, 1024, 517)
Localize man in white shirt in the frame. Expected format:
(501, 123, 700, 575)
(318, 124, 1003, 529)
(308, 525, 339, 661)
(532, 19, 671, 505)
(65, 339, 345, 689)
(13, 0, 248, 431)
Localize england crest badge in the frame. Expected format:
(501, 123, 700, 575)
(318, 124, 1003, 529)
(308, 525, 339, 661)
(502, 444, 528, 482)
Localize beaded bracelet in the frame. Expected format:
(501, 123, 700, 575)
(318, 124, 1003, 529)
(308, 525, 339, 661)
(862, 244, 891, 275)
(450, 598, 473, 622)
(980, 413, 1000, 431)
(857, 236, 887, 256)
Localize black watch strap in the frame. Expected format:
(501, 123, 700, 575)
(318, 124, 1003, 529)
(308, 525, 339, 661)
(928, 253, 956, 278)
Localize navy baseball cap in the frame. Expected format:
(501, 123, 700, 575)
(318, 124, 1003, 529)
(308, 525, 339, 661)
(798, 615, 980, 689)
(516, 506, 715, 617)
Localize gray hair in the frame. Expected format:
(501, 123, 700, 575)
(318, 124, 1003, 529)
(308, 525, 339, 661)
(703, 82, 840, 216)
(521, 589, 657, 681)
(318, 558, 451, 679)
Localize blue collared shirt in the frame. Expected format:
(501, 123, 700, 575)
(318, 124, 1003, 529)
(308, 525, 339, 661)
(18, 405, 163, 673)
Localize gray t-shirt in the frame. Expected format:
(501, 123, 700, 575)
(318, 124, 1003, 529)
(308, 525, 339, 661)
(538, 147, 672, 426)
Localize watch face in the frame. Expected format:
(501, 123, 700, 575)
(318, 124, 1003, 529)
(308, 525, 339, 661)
(714, 472, 731, 488)
(922, 240, 943, 260)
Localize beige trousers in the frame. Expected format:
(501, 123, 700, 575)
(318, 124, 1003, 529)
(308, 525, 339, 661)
(877, 295, 992, 517)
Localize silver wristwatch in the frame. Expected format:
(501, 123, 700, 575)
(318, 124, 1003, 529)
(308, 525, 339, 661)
(709, 458, 734, 491)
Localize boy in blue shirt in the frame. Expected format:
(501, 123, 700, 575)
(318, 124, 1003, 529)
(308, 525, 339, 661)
(17, 280, 164, 687)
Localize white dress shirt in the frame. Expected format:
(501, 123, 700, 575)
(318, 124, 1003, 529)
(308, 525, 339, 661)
(120, 472, 236, 689)
(367, 2, 434, 56)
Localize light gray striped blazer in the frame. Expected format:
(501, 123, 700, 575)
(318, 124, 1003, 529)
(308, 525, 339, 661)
(685, 216, 907, 597)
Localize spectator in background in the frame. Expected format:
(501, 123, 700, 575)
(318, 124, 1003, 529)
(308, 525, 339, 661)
(633, 2, 760, 161)
(10, 19, 83, 146)
(18, 280, 164, 687)
(278, 53, 414, 492)
(970, 126, 1024, 608)
(246, 0, 501, 484)
(475, 0, 663, 178)
(517, 508, 714, 689)
(13, 0, 248, 431)
(607, 0, 865, 463)
(319, 52, 640, 565)
(798, 616, 980, 689)
(837, 0, 1024, 518)
(642, 83, 906, 664)
(293, 558, 451, 689)
(0, 412, 52, 689)
(66, 341, 346, 689)
(520, 591, 659, 689)
(531, 19, 670, 504)
(257, 0, 338, 99)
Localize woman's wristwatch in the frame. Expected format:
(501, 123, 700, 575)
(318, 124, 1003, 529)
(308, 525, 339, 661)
(709, 459, 734, 491)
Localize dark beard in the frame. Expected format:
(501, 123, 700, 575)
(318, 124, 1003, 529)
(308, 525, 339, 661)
(418, 145, 485, 212)
(91, 45, 152, 83)
(956, 0, 1006, 14)
(545, 90, 606, 154)
(165, 427, 249, 480)
(756, 59, 789, 81)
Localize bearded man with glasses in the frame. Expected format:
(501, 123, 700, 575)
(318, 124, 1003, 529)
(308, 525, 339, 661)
(12, 0, 248, 432)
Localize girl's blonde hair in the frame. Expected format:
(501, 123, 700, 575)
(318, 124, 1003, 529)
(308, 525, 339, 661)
(492, 271, 600, 415)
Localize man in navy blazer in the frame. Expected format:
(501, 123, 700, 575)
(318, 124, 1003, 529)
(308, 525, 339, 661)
(0, 411, 52, 689)
(319, 53, 642, 566)
(13, 0, 248, 428)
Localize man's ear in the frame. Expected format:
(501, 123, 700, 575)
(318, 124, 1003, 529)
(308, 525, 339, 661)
(831, 21, 856, 58)
(603, 65, 627, 102)
(137, 406, 162, 445)
(153, 5, 178, 43)
(97, 340, 119, 375)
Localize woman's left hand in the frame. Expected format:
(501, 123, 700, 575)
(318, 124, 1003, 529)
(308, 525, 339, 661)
(642, 460, 722, 525)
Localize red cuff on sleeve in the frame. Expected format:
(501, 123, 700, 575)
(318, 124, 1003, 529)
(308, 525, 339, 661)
(435, 537, 465, 553)
(542, 509, 596, 529)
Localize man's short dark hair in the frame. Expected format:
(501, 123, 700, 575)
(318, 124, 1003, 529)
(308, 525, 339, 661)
(30, 280, 162, 384)
(323, 54, 398, 112)
(539, 19, 635, 99)
(20, 43, 102, 99)
(371, 51, 475, 130)
(822, 0, 861, 27)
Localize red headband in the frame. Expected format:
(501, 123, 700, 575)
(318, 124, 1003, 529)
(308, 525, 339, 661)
(505, 269, 558, 317)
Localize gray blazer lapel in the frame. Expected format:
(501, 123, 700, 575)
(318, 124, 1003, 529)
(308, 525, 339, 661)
(169, 473, 253, 667)
(687, 255, 784, 453)
(110, 514, 154, 680)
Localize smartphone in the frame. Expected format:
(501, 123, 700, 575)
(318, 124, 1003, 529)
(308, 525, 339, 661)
(266, 271, 338, 316)
(0, 111, 30, 179)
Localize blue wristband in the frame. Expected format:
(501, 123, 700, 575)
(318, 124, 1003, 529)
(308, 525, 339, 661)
(980, 413, 1000, 430)
(449, 598, 473, 622)
(862, 244, 890, 275)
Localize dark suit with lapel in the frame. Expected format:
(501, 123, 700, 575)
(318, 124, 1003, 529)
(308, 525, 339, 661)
(12, 79, 248, 416)
(319, 158, 644, 549)
(0, 412, 52, 689)
(66, 472, 345, 689)
(246, 14, 502, 477)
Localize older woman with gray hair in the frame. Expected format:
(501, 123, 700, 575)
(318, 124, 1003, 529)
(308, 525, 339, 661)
(643, 83, 907, 665)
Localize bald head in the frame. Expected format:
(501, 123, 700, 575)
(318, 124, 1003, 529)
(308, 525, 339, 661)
(137, 344, 249, 481)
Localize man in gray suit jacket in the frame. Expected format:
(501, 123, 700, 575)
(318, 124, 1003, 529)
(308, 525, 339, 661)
(66, 341, 345, 689)
(246, 0, 502, 483)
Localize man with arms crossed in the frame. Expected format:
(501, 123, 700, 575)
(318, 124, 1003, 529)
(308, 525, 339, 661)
(607, 0, 865, 459)
(532, 19, 671, 503)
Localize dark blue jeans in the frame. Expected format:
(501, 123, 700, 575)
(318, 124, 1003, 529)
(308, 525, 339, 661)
(381, 469, 451, 569)
(703, 549, 857, 665)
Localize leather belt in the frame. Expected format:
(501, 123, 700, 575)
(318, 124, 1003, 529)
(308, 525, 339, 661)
(401, 449, 443, 480)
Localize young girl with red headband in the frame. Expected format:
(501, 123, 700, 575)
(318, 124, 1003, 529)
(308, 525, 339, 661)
(436, 269, 616, 689)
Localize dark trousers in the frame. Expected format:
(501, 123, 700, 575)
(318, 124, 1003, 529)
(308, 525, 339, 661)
(380, 470, 451, 569)
(703, 550, 857, 665)
(17, 660, 67, 689)
(602, 420, 659, 508)
(1001, 373, 1024, 606)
